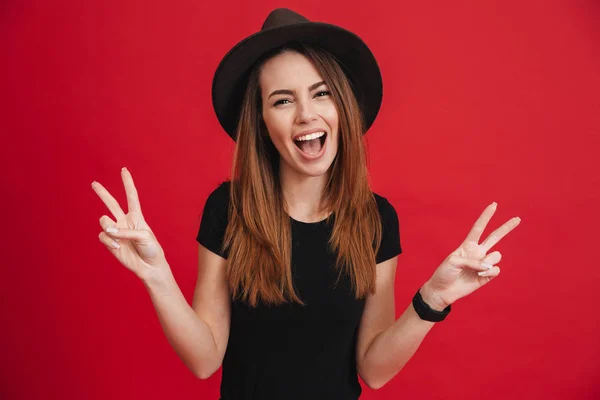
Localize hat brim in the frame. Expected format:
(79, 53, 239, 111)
(211, 21, 383, 141)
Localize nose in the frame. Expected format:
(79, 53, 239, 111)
(295, 98, 318, 125)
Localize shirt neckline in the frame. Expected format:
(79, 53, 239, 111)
(287, 212, 333, 226)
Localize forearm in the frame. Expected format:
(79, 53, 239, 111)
(360, 282, 446, 389)
(142, 266, 219, 379)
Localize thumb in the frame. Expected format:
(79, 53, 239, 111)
(105, 227, 153, 242)
(446, 255, 494, 273)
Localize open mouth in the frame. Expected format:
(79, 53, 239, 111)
(293, 132, 327, 155)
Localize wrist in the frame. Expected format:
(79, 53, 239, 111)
(419, 282, 449, 312)
(142, 264, 175, 294)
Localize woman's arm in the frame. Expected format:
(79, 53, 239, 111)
(358, 282, 440, 389)
(358, 202, 520, 389)
(143, 245, 231, 379)
(356, 256, 441, 390)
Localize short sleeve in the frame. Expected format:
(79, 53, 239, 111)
(374, 195, 402, 264)
(196, 181, 231, 259)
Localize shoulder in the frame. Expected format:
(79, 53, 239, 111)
(372, 191, 398, 224)
(204, 180, 231, 211)
(197, 180, 231, 258)
(372, 191, 402, 262)
(372, 191, 392, 207)
(208, 180, 231, 202)
(201, 180, 231, 225)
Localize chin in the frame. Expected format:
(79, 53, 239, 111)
(299, 166, 331, 177)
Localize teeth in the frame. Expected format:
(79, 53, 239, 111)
(294, 131, 325, 141)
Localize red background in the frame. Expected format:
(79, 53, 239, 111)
(2, 1, 599, 399)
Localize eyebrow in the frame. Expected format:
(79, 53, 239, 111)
(267, 81, 326, 99)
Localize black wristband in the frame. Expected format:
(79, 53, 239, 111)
(412, 288, 451, 322)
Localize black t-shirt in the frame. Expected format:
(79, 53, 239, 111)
(196, 181, 402, 400)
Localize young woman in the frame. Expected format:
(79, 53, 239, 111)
(92, 8, 521, 400)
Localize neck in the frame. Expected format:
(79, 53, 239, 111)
(279, 163, 330, 222)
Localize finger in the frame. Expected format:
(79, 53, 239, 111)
(99, 215, 116, 229)
(91, 181, 126, 220)
(478, 266, 501, 278)
(121, 167, 142, 214)
(99, 231, 121, 250)
(447, 255, 495, 272)
(465, 202, 497, 244)
(482, 251, 502, 266)
(103, 226, 151, 242)
(99, 215, 120, 241)
(480, 217, 521, 253)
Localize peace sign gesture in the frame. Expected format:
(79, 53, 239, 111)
(92, 167, 168, 282)
(422, 202, 521, 309)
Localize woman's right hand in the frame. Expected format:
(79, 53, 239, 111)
(92, 167, 169, 283)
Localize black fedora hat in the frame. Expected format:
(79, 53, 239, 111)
(211, 8, 383, 141)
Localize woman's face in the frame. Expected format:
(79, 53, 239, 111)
(259, 50, 339, 179)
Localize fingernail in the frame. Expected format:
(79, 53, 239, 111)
(106, 227, 118, 233)
(491, 202, 497, 207)
(111, 240, 120, 249)
(481, 262, 493, 269)
(478, 270, 490, 276)
(122, 167, 127, 172)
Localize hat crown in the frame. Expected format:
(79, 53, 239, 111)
(261, 8, 309, 31)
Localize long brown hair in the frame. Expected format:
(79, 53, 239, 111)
(221, 41, 383, 307)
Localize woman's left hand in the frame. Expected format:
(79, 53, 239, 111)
(421, 202, 521, 310)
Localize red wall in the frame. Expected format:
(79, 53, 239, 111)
(2, 1, 599, 399)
